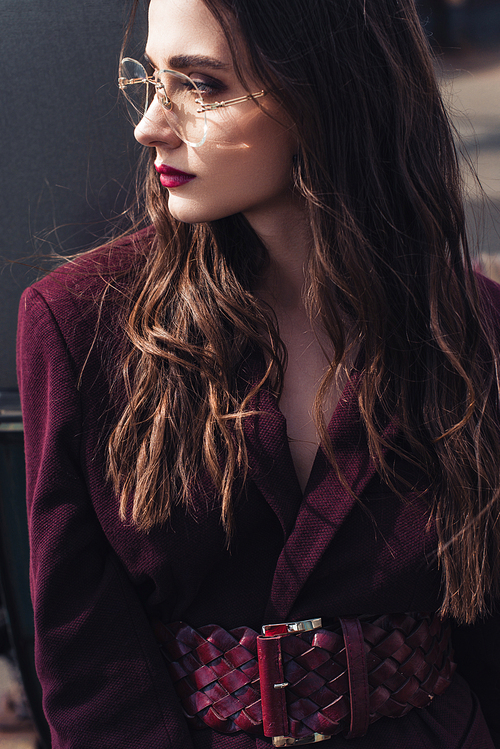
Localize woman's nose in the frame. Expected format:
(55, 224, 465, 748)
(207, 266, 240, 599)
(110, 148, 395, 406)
(134, 97, 183, 149)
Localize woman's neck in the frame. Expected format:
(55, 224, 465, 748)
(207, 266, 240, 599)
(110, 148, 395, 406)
(246, 197, 312, 311)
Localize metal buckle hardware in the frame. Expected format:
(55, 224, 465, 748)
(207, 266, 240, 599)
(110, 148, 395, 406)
(272, 733, 332, 747)
(261, 619, 331, 746)
(261, 618, 323, 636)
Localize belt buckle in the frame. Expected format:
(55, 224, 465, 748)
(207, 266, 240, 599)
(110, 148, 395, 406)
(261, 617, 323, 637)
(271, 734, 332, 747)
(261, 618, 331, 747)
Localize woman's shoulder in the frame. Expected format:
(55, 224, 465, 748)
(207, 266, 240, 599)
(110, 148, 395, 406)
(24, 226, 154, 316)
(18, 226, 155, 375)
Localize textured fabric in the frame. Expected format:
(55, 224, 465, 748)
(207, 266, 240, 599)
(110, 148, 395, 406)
(155, 614, 455, 740)
(16, 228, 500, 748)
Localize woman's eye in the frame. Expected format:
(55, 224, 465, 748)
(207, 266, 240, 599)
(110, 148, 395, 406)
(190, 78, 225, 96)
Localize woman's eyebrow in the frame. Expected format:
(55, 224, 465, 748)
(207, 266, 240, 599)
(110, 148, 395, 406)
(144, 52, 230, 71)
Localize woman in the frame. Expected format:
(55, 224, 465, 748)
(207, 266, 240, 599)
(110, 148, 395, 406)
(17, 0, 500, 746)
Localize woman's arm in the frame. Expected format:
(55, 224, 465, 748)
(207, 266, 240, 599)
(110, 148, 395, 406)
(17, 285, 194, 749)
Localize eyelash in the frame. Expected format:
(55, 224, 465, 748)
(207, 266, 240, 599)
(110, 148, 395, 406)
(190, 78, 225, 96)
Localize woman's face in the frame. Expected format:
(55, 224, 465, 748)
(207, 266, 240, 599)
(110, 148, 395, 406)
(134, 0, 298, 226)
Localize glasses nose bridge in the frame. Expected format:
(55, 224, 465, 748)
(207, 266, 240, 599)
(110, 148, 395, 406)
(151, 78, 174, 113)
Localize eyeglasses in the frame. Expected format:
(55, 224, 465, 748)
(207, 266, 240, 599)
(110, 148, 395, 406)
(118, 58, 266, 148)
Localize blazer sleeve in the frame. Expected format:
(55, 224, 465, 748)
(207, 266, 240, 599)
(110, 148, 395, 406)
(17, 286, 194, 749)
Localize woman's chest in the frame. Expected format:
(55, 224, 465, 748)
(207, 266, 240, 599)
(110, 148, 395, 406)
(94, 454, 440, 627)
(83, 356, 441, 624)
(277, 325, 350, 493)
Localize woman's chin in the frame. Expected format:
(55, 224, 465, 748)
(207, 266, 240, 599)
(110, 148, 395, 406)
(166, 194, 237, 224)
(167, 196, 207, 224)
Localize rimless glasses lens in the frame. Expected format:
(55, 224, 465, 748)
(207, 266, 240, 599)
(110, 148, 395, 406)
(118, 57, 267, 149)
(118, 57, 208, 147)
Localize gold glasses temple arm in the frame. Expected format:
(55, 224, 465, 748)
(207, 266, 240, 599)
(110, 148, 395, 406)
(118, 76, 156, 89)
(197, 90, 266, 112)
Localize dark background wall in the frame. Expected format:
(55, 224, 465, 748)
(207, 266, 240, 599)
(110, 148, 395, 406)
(0, 0, 145, 388)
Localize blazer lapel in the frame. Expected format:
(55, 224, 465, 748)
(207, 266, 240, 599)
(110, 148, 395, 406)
(264, 371, 397, 622)
(243, 385, 303, 539)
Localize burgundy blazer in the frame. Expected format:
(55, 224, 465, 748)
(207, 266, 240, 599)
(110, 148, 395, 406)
(17, 229, 500, 749)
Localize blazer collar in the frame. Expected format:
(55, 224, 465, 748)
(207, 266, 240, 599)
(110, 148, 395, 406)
(241, 352, 398, 622)
(252, 367, 398, 623)
(243, 383, 303, 539)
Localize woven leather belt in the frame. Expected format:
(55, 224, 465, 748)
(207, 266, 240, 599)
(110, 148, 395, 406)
(153, 612, 456, 747)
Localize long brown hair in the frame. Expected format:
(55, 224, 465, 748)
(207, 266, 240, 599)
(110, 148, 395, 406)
(108, 0, 500, 623)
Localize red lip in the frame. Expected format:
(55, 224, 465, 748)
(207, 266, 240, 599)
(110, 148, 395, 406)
(155, 163, 196, 188)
